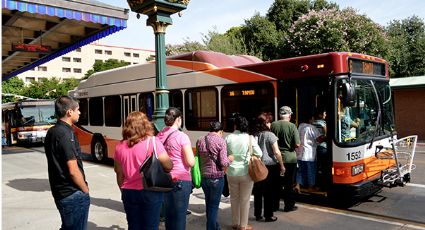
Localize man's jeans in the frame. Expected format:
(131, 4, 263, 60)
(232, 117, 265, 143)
(164, 180, 192, 230)
(122, 189, 164, 230)
(55, 190, 90, 230)
(201, 177, 224, 230)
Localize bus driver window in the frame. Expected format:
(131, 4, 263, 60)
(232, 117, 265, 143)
(338, 99, 360, 142)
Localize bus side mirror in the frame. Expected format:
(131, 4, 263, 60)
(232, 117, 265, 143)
(341, 82, 356, 107)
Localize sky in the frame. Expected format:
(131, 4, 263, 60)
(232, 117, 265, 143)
(99, 0, 425, 51)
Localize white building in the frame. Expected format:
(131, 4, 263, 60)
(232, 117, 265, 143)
(18, 42, 155, 83)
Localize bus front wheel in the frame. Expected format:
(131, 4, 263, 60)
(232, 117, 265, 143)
(91, 136, 107, 163)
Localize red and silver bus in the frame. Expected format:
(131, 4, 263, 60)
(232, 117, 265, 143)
(2, 99, 56, 145)
(69, 51, 417, 200)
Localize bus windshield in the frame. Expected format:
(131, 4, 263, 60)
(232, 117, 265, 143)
(336, 78, 394, 145)
(19, 105, 56, 126)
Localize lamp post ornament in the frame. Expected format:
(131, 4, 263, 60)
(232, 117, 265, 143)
(126, 0, 189, 131)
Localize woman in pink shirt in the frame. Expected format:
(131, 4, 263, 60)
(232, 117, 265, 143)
(157, 107, 195, 230)
(114, 112, 173, 230)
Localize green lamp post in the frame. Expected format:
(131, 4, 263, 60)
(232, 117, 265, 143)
(126, 0, 189, 131)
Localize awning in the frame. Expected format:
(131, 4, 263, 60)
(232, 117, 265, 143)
(390, 76, 425, 89)
(2, 0, 129, 81)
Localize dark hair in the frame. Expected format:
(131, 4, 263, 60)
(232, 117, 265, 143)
(235, 115, 249, 133)
(122, 112, 154, 147)
(209, 121, 223, 132)
(164, 107, 182, 126)
(314, 107, 326, 119)
(255, 112, 273, 132)
(55, 95, 78, 118)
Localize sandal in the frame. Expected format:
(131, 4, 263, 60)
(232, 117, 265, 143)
(265, 216, 278, 222)
(239, 224, 253, 230)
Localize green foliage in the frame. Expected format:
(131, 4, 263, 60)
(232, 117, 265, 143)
(2, 76, 25, 103)
(166, 39, 206, 56)
(2, 77, 80, 103)
(286, 8, 388, 58)
(240, 14, 281, 60)
(83, 59, 130, 80)
(204, 28, 247, 55)
(386, 16, 425, 77)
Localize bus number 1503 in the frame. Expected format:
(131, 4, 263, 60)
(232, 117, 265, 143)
(346, 151, 362, 161)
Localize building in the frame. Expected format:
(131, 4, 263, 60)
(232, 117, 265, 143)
(390, 76, 425, 141)
(18, 42, 155, 83)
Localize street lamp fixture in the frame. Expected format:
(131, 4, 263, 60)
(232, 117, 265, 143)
(126, 0, 189, 131)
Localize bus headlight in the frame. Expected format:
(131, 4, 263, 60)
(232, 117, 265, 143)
(352, 164, 364, 176)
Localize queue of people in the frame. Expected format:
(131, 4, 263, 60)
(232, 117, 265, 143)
(45, 95, 330, 230)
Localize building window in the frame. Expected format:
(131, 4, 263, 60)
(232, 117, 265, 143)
(124, 52, 131, 57)
(133, 62, 138, 65)
(73, 68, 82, 73)
(38, 66, 47, 71)
(62, 68, 71, 72)
(95, 59, 103, 63)
(73, 58, 81, 62)
(133, 53, 139, 57)
(105, 50, 112, 55)
(75, 48, 81, 52)
(25, 77, 35, 82)
(62, 57, 71, 62)
(95, 49, 103, 54)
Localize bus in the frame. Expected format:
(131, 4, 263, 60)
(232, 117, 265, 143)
(2, 99, 56, 146)
(69, 50, 417, 200)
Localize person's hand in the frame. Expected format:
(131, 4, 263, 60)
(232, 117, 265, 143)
(280, 166, 286, 176)
(228, 155, 234, 162)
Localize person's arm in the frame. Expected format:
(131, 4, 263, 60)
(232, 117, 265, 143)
(67, 160, 89, 194)
(183, 144, 195, 167)
(218, 139, 231, 167)
(272, 141, 285, 174)
(351, 118, 360, 128)
(158, 151, 173, 172)
(114, 160, 124, 189)
(251, 135, 263, 157)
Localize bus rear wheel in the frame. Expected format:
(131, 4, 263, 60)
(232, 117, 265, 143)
(91, 136, 107, 163)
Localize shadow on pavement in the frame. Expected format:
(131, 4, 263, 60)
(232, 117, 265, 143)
(88, 222, 125, 230)
(2, 146, 32, 155)
(6, 178, 50, 192)
(91, 197, 125, 213)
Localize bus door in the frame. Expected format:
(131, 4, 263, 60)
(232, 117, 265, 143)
(123, 95, 137, 121)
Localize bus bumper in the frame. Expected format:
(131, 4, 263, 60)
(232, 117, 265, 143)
(332, 177, 382, 201)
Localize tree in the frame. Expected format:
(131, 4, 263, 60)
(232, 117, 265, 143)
(286, 8, 388, 58)
(204, 27, 247, 55)
(83, 59, 130, 79)
(240, 14, 281, 60)
(1, 76, 25, 103)
(19, 77, 79, 99)
(386, 16, 425, 77)
(166, 39, 206, 56)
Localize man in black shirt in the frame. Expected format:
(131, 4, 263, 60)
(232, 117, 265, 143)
(44, 95, 90, 230)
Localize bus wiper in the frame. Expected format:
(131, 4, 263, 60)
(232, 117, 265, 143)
(368, 81, 382, 149)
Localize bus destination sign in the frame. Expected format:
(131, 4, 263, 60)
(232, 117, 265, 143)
(349, 59, 385, 76)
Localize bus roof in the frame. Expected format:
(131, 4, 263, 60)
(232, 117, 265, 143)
(168, 50, 263, 67)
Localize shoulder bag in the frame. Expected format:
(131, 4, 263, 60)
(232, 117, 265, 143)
(191, 139, 202, 189)
(247, 135, 268, 182)
(140, 136, 174, 192)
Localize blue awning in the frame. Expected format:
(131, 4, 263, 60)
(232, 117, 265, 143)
(2, 0, 128, 81)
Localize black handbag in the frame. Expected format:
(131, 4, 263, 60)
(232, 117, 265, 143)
(140, 136, 174, 192)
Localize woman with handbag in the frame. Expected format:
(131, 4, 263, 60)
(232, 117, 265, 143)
(197, 121, 232, 230)
(114, 112, 173, 230)
(157, 107, 195, 230)
(253, 113, 285, 222)
(225, 115, 262, 230)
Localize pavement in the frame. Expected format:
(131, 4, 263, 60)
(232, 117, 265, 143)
(2, 144, 425, 230)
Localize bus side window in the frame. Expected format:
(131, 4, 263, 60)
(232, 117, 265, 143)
(185, 87, 218, 131)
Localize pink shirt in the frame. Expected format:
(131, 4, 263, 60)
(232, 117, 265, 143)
(157, 127, 192, 181)
(114, 136, 167, 190)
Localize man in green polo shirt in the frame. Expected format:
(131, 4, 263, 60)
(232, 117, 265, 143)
(271, 106, 300, 212)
